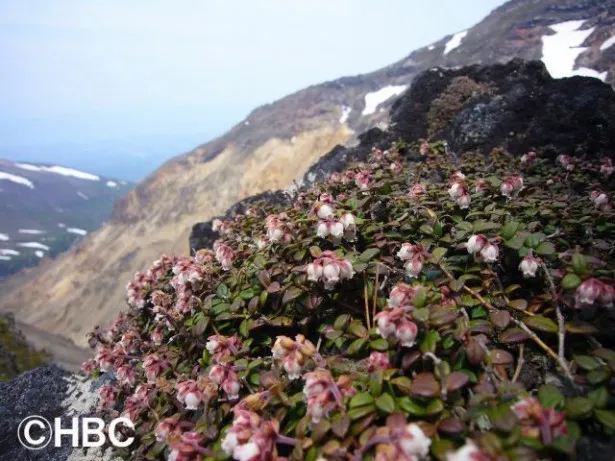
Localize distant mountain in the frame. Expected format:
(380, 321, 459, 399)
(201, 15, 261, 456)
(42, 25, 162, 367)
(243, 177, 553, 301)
(1, 0, 614, 348)
(0, 159, 132, 277)
(0, 133, 210, 182)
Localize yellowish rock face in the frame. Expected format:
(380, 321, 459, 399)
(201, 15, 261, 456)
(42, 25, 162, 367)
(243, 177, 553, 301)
(0, 125, 353, 347)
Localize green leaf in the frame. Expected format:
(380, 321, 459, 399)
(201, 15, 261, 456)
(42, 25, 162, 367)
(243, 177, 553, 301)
(348, 320, 368, 338)
(595, 410, 615, 431)
(500, 221, 520, 240)
(535, 241, 555, 256)
(472, 220, 501, 232)
(420, 330, 441, 354)
(572, 254, 588, 276)
(573, 354, 601, 371)
(505, 235, 525, 250)
(561, 273, 582, 290)
(369, 338, 389, 351)
(391, 376, 412, 394)
(538, 384, 564, 409)
(398, 397, 426, 416)
(350, 392, 375, 408)
(524, 315, 558, 334)
(334, 314, 351, 331)
(430, 247, 448, 263)
(282, 286, 303, 304)
(370, 370, 383, 396)
(216, 284, 230, 299)
(346, 338, 366, 355)
(588, 387, 609, 409)
(565, 397, 594, 420)
(587, 367, 611, 385)
(347, 404, 376, 421)
(425, 398, 444, 415)
(489, 404, 518, 432)
(359, 248, 380, 262)
(375, 393, 396, 413)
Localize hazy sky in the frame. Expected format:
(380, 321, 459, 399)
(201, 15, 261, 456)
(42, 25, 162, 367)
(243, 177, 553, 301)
(0, 0, 505, 150)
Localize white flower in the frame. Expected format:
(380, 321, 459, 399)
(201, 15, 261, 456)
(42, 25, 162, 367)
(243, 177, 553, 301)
(404, 258, 423, 277)
(446, 441, 483, 461)
(400, 423, 431, 458)
(205, 339, 219, 355)
(317, 203, 334, 219)
(306, 262, 323, 282)
(448, 182, 464, 199)
(221, 432, 238, 455)
(456, 193, 471, 209)
(397, 243, 417, 261)
(465, 234, 487, 254)
(376, 314, 396, 339)
(184, 392, 201, 410)
(480, 243, 499, 263)
(323, 263, 341, 289)
(234, 442, 260, 461)
(519, 255, 540, 278)
(316, 222, 329, 238)
(329, 221, 344, 240)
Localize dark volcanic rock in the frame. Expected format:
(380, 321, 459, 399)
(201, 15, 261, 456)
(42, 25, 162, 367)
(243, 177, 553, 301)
(0, 365, 71, 461)
(389, 59, 615, 156)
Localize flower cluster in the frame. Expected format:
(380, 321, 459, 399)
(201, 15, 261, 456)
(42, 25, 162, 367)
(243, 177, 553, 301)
(206, 334, 242, 362)
(221, 409, 277, 461)
(265, 213, 293, 244)
(591, 191, 612, 212)
(520, 151, 537, 166)
(448, 172, 471, 209)
(303, 369, 354, 424)
(601, 157, 614, 177)
(305, 250, 355, 289)
(374, 306, 419, 347)
(397, 243, 429, 277)
(214, 240, 235, 271)
(209, 364, 242, 400)
(272, 334, 317, 379)
(500, 175, 524, 197)
(511, 397, 567, 443)
(575, 278, 614, 308)
(465, 234, 499, 263)
(557, 154, 575, 171)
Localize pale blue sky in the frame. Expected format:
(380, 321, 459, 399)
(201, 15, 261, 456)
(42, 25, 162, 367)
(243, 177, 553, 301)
(0, 0, 505, 177)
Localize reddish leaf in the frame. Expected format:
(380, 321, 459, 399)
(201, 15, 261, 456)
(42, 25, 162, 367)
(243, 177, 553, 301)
(410, 373, 440, 398)
(446, 372, 469, 392)
(490, 349, 514, 365)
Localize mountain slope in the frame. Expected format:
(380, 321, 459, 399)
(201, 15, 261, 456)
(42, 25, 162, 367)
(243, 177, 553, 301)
(0, 159, 132, 277)
(1, 0, 614, 347)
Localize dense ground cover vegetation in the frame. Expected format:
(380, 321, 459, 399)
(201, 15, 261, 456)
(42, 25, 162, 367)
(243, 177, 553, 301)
(85, 142, 615, 460)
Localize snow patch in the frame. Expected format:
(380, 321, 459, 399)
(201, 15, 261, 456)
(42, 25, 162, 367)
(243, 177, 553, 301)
(1, 249, 20, 256)
(58, 223, 66, 228)
(362, 85, 408, 116)
(0, 233, 8, 241)
(67, 227, 88, 236)
(106, 180, 118, 188)
(77, 191, 89, 200)
(0, 255, 11, 261)
(0, 171, 35, 189)
(244, 120, 250, 126)
(339, 106, 352, 124)
(35, 250, 44, 258)
(541, 20, 607, 81)
(443, 30, 468, 55)
(17, 242, 50, 250)
(19, 229, 45, 234)
(600, 35, 615, 51)
(15, 163, 100, 181)
(428, 45, 435, 51)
